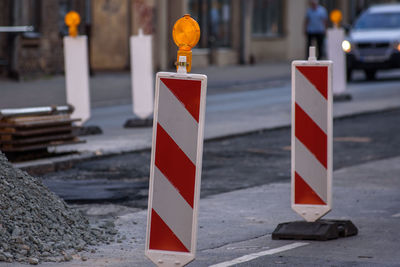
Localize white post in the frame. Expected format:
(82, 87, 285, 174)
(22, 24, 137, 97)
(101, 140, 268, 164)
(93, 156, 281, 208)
(177, 56, 187, 74)
(130, 29, 154, 119)
(308, 46, 317, 62)
(327, 27, 347, 95)
(63, 36, 91, 125)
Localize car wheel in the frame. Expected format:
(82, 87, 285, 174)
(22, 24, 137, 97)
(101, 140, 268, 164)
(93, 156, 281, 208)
(347, 69, 353, 81)
(365, 70, 377, 80)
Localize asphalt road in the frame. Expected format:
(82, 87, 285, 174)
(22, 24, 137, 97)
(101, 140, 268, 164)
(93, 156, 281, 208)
(42, 109, 400, 209)
(31, 108, 400, 267)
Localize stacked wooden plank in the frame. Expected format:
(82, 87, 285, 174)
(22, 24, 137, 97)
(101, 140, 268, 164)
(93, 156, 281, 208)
(0, 105, 84, 152)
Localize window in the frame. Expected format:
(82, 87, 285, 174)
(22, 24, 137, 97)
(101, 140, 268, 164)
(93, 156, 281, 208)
(189, 0, 232, 48)
(13, 0, 41, 33)
(320, 0, 338, 14)
(252, 0, 283, 37)
(59, 0, 73, 36)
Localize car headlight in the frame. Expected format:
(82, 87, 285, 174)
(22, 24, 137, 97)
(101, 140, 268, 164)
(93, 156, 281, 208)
(394, 41, 400, 52)
(342, 40, 351, 53)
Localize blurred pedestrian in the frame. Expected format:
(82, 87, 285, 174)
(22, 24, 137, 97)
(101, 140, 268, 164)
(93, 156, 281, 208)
(210, 0, 220, 37)
(304, 0, 328, 59)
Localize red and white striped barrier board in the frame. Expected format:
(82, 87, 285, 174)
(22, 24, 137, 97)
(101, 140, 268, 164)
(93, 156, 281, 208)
(291, 57, 333, 222)
(145, 72, 207, 266)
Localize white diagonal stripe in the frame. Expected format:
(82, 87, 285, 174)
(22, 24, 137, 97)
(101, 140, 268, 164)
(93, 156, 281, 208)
(158, 81, 198, 164)
(152, 166, 193, 251)
(295, 138, 327, 203)
(295, 68, 327, 133)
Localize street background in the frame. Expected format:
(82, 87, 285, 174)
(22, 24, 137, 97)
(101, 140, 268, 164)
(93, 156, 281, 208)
(1, 0, 400, 266)
(0, 64, 398, 267)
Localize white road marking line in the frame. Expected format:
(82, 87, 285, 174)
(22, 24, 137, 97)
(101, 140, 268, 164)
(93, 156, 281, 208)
(392, 213, 400, 218)
(209, 242, 309, 267)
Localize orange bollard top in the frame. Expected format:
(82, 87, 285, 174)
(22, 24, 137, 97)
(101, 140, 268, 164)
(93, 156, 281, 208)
(172, 14, 200, 73)
(65, 11, 81, 37)
(330, 9, 342, 28)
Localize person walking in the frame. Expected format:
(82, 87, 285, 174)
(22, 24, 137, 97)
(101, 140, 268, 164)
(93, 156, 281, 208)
(305, 0, 328, 59)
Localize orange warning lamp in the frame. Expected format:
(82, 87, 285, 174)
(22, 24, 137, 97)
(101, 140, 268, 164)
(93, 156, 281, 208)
(330, 9, 342, 27)
(65, 11, 81, 37)
(172, 14, 200, 73)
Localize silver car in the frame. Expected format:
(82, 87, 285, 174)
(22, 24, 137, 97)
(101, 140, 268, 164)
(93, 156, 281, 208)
(342, 4, 400, 80)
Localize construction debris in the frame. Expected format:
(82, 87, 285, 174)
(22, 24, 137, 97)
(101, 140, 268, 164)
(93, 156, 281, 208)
(0, 152, 115, 264)
(0, 105, 84, 154)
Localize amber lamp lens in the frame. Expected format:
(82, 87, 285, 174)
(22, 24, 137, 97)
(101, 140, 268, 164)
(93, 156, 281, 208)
(330, 10, 342, 26)
(172, 15, 200, 50)
(65, 11, 81, 27)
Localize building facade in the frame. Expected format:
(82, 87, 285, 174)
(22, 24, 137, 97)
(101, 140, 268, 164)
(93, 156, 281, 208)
(0, 0, 399, 78)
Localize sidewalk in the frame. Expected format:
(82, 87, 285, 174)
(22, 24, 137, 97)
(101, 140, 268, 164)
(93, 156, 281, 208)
(0, 62, 291, 109)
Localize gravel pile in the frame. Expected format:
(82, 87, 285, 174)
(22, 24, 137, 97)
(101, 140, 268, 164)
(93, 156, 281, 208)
(0, 152, 116, 264)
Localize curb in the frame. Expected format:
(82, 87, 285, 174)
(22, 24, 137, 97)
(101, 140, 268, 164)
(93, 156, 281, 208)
(15, 106, 400, 176)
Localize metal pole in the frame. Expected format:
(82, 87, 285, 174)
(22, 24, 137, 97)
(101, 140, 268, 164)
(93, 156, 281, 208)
(0, 105, 74, 119)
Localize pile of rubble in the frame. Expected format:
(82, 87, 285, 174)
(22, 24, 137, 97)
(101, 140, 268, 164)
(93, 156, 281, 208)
(0, 152, 115, 264)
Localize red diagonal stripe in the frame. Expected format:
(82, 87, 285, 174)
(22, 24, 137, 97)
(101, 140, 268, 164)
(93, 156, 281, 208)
(296, 66, 328, 99)
(155, 123, 196, 208)
(295, 103, 327, 168)
(160, 78, 201, 122)
(294, 172, 326, 205)
(149, 209, 189, 252)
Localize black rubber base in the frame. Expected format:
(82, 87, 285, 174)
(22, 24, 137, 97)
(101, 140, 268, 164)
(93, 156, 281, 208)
(272, 220, 358, 241)
(333, 93, 352, 102)
(124, 118, 153, 128)
(75, 125, 103, 136)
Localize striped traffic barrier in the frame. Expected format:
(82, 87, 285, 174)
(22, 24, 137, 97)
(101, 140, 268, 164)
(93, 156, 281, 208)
(145, 69, 207, 266)
(291, 47, 333, 222)
(146, 15, 205, 266)
(272, 47, 358, 241)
